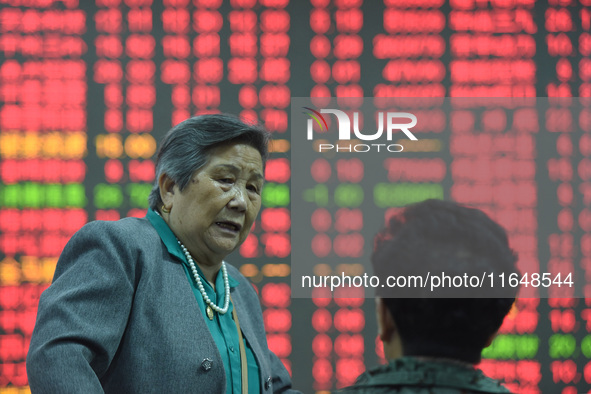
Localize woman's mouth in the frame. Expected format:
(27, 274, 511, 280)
(215, 221, 241, 232)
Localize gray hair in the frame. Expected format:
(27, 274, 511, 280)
(148, 114, 269, 211)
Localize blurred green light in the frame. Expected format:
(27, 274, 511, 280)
(374, 183, 443, 208)
(334, 184, 364, 208)
(127, 183, 151, 208)
(262, 183, 290, 207)
(549, 334, 576, 359)
(65, 184, 87, 208)
(94, 184, 123, 209)
(482, 334, 538, 360)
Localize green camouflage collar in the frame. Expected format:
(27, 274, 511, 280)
(347, 357, 511, 393)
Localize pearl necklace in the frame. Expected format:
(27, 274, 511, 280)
(178, 241, 230, 318)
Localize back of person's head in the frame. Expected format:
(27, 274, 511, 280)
(372, 199, 519, 364)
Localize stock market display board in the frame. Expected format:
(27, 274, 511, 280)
(1, 0, 591, 392)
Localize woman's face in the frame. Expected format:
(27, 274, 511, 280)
(163, 142, 264, 266)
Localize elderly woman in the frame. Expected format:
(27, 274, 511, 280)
(27, 115, 297, 393)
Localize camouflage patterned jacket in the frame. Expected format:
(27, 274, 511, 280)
(340, 357, 512, 394)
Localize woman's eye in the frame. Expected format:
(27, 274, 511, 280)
(220, 178, 232, 183)
(247, 185, 260, 193)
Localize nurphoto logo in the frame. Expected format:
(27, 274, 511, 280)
(303, 107, 418, 153)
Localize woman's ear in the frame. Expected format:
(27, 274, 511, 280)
(159, 173, 176, 210)
(376, 297, 396, 342)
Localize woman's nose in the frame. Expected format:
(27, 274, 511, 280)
(228, 186, 247, 212)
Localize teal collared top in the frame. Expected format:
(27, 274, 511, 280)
(147, 209, 261, 394)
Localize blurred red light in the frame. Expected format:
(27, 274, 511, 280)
(312, 308, 332, 332)
(311, 158, 331, 183)
(334, 334, 364, 357)
(263, 309, 292, 332)
(311, 233, 331, 258)
(312, 334, 332, 358)
(312, 358, 332, 384)
(264, 159, 290, 183)
(334, 309, 364, 332)
(261, 283, 291, 308)
(267, 333, 291, 357)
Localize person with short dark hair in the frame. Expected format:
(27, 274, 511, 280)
(343, 199, 518, 394)
(27, 114, 298, 393)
